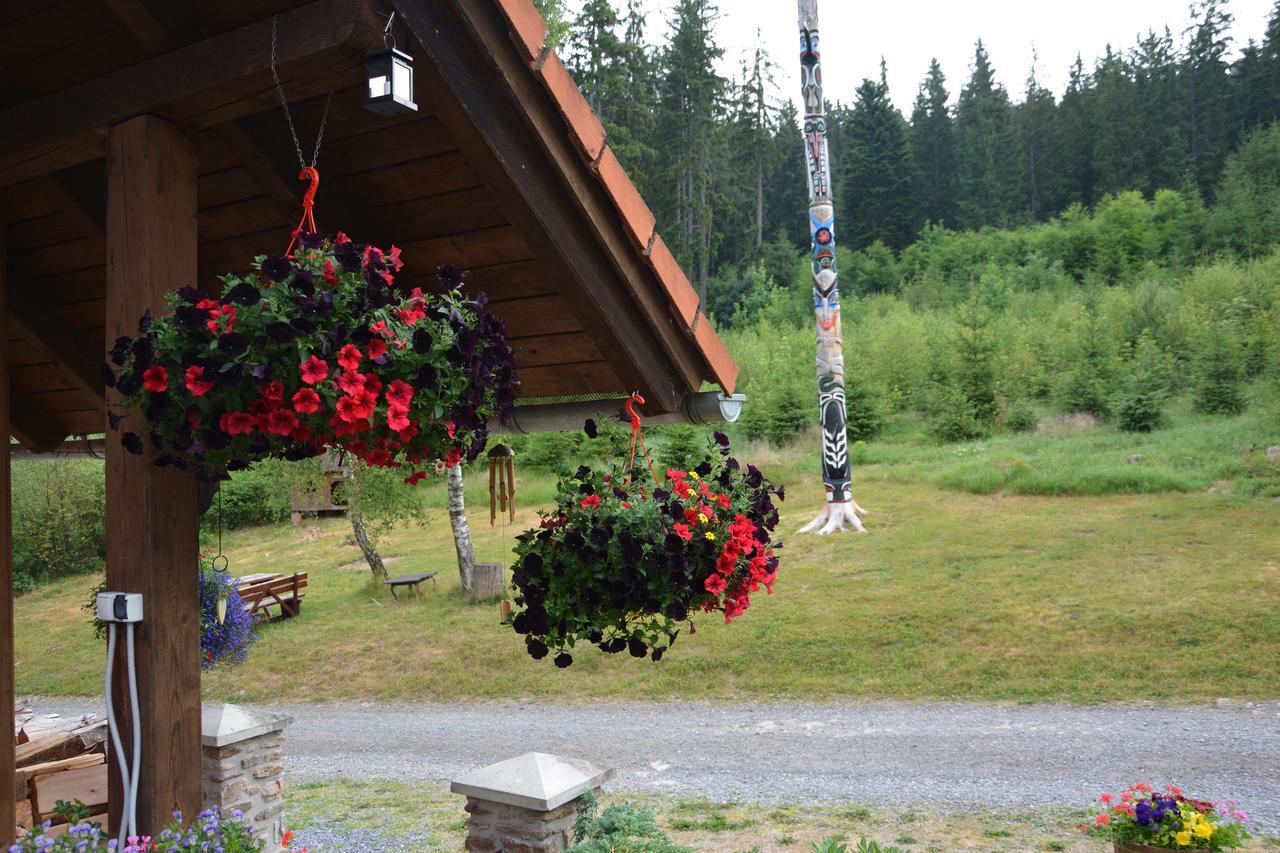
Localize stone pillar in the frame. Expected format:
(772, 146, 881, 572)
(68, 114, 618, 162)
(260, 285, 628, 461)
(451, 752, 615, 853)
(201, 704, 294, 851)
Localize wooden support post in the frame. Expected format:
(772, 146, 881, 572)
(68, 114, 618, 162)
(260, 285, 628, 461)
(104, 115, 201, 836)
(1, 222, 17, 847)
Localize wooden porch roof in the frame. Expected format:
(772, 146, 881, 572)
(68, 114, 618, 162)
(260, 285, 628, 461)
(0, 0, 737, 452)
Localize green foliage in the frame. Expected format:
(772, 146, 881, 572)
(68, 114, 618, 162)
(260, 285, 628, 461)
(927, 384, 987, 443)
(659, 424, 706, 471)
(566, 803, 692, 853)
(1194, 327, 1249, 415)
(1210, 122, 1280, 257)
(1115, 333, 1172, 432)
(810, 838, 905, 853)
(205, 460, 293, 531)
(11, 460, 105, 589)
(844, 376, 884, 442)
(1004, 404, 1038, 433)
(764, 386, 810, 445)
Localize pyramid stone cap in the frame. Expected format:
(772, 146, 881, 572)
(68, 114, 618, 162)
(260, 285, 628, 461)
(450, 751, 616, 811)
(201, 703, 294, 747)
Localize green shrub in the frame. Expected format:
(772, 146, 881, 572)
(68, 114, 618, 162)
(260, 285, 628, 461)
(1194, 328, 1249, 416)
(1004, 404, 1038, 433)
(844, 377, 884, 442)
(207, 461, 293, 530)
(12, 460, 105, 587)
(521, 430, 587, 471)
(567, 802, 691, 853)
(13, 572, 37, 597)
(927, 384, 987, 442)
(1116, 334, 1169, 432)
(765, 386, 810, 445)
(1055, 362, 1112, 417)
(659, 424, 707, 471)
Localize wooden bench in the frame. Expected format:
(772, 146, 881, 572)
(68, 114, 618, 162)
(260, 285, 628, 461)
(237, 572, 308, 619)
(384, 571, 438, 601)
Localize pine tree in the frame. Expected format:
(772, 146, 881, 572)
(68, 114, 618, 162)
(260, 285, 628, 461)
(955, 41, 1021, 228)
(1016, 58, 1062, 221)
(610, 1, 660, 192)
(1058, 55, 1097, 208)
(1116, 332, 1171, 432)
(840, 61, 920, 250)
(654, 0, 725, 298)
(910, 58, 959, 228)
(1133, 28, 1185, 194)
(567, 0, 623, 118)
(532, 0, 570, 49)
(1193, 326, 1248, 415)
(1181, 0, 1235, 200)
(763, 102, 809, 249)
(1090, 45, 1144, 197)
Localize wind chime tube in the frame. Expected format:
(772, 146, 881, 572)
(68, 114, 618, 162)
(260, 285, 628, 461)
(489, 455, 498, 527)
(796, 0, 867, 534)
(505, 456, 516, 522)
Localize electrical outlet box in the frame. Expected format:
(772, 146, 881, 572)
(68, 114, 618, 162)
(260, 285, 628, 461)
(96, 592, 144, 623)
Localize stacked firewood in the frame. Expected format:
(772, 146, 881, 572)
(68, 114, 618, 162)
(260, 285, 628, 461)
(13, 701, 108, 839)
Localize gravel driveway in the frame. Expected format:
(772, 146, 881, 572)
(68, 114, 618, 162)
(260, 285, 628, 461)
(34, 698, 1280, 831)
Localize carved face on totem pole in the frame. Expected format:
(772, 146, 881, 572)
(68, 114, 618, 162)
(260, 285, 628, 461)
(803, 117, 831, 202)
(800, 28, 822, 115)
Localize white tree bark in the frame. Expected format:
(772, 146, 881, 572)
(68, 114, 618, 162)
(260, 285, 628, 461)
(796, 0, 867, 534)
(448, 463, 475, 592)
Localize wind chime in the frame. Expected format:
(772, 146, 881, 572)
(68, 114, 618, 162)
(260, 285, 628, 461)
(488, 444, 516, 623)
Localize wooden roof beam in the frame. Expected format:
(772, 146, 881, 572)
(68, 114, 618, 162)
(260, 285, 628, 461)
(8, 289, 106, 408)
(0, 0, 376, 186)
(9, 390, 67, 452)
(105, 0, 204, 54)
(393, 0, 685, 412)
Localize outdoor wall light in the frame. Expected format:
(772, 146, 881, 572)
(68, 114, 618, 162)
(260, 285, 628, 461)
(363, 47, 418, 116)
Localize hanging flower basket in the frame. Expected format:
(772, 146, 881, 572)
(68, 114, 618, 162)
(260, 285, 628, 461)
(199, 554, 256, 670)
(509, 427, 784, 667)
(104, 231, 519, 482)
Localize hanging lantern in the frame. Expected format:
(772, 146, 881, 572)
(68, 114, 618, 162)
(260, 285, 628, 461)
(363, 47, 417, 116)
(487, 444, 516, 526)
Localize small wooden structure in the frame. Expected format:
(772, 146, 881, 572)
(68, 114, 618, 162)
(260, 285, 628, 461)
(384, 571, 437, 600)
(290, 471, 347, 524)
(0, 0, 739, 842)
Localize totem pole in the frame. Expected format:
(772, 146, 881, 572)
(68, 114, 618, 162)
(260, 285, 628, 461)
(796, 0, 867, 534)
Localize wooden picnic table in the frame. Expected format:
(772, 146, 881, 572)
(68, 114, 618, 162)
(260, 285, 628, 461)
(384, 571, 438, 600)
(235, 572, 281, 586)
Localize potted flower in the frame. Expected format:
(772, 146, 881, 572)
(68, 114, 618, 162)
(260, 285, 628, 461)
(104, 232, 518, 484)
(1085, 783, 1249, 851)
(508, 430, 783, 666)
(198, 554, 257, 669)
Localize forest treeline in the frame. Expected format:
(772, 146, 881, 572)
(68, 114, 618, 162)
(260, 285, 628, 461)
(536, 0, 1280, 295)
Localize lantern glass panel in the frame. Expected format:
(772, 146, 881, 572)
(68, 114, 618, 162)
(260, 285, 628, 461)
(392, 54, 412, 102)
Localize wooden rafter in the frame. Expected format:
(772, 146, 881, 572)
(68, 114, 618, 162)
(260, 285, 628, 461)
(393, 0, 685, 412)
(105, 0, 203, 54)
(9, 389, 67, 452)
(0, 0, 375, 186)
(8, 288, 106, 407)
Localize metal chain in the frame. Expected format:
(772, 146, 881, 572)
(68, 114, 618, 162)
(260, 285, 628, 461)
(211, 482, 229, 572)
(270, 14, 332, 171)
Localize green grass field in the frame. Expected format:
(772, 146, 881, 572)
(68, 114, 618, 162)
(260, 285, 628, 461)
(15, 404, 1280, 704)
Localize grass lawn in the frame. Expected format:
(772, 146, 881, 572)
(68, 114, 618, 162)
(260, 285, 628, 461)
(283, 779, 1280, 852)
(14, 404, 1280, 703)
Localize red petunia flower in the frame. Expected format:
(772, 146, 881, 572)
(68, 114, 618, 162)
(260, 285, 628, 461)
(704, 574, 727, 595)
(337, 344, 363, 371)
(403, 469, 427, 487)
(666, 469, 688, 481)
(142, 365, 169, 393)
(291, 388, 321, 415)
(446, 447, 463, 468)
(219, 411, 255, 435)
(335, 396, 364, 423)
(386, 405, 410, 432)
(259, 380, 284, 402)
(265, 409, 300, 436)
(366, 338, 387, 359)
(672, 522, 692, 541)
(184, 365, 215, 396)
(580, 494, 601, 509)
(386, 379, 413, 407)
(300, 355, 329, 385)
(369, 320, 392, 339)
(716, 493, 731, 509)
(386, 245, 404, 272)
(337, 370, 367, 396)
(335, 231, 351, 245)
(323, 259, 337, 284)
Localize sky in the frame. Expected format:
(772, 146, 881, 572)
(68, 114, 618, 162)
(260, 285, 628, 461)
(564, 0, 1276, 112)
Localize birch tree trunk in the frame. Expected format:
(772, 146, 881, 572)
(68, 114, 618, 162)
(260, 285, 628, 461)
(447, 463, 475, 592)
(796, 0, 868, 534)
(341, 463, 389, 582)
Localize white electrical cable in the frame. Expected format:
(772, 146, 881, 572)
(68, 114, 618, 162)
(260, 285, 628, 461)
(125, 622, 141, 841)
(104, 623, 132, 850)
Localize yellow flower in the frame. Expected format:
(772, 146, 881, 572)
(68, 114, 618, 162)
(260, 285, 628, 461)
(689, 471, 700, 480)
(1194, 823, 1212, 839)
(1176, 831, 1192, 846)
(704, 531, 715, 540)
(697, 513, 708, 523)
